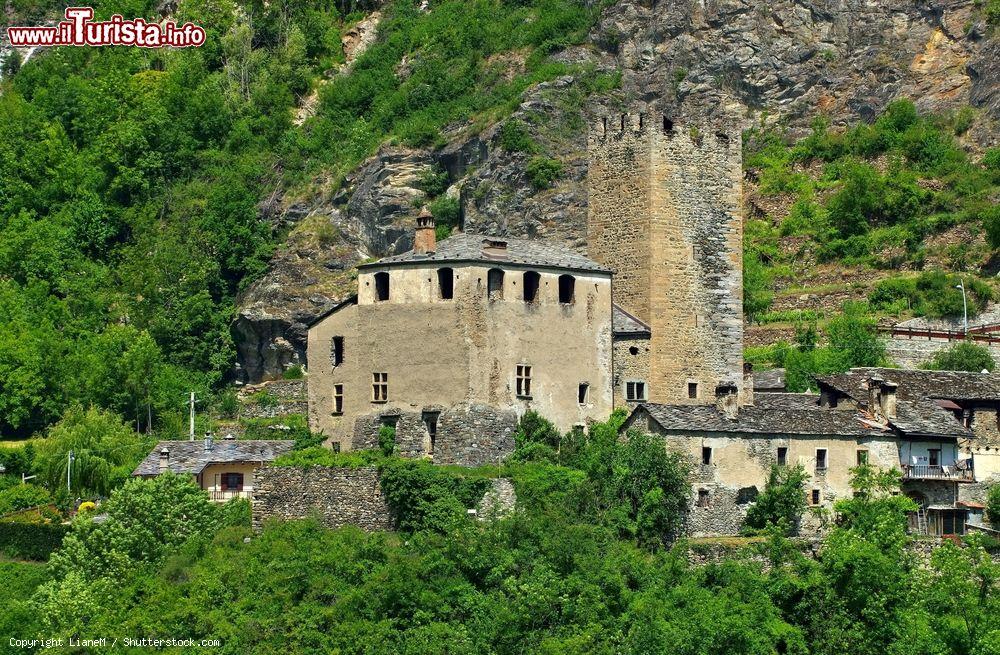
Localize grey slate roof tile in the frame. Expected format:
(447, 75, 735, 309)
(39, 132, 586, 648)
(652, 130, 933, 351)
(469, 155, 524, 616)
(132, 440, 294, 476)
(360, 233, 611, 274)
(613, 304, 651, 336)
(816, 368, 1000, 402)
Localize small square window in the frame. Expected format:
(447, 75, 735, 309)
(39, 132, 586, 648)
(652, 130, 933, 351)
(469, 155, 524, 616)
(687, 382, 698, 399)
(777, 447, 788, 467)
(816, 449, 828, 471)
(625, 381, 647, 402)
(372, 373, 388, 403)
(516, 365, 532, 398)
(332, 384, 344, 415)
(702, 447, 712, 466)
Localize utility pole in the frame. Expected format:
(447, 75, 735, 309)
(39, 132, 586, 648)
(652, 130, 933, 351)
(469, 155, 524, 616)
(66, 450, 75, 493)
(189, 391, 196, 441)
(956, 280, 968, 336)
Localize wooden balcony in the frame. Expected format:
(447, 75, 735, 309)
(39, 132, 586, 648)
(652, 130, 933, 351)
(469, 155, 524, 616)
(208, 489, 252, 502)
(901, 464, 974, 482)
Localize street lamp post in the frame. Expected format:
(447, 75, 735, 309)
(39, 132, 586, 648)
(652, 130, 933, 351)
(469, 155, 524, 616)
(956, 280, 968, 336)
(67, 450, 75, 493)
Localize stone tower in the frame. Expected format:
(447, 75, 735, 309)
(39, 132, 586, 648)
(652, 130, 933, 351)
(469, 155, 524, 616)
(588, 112, 744, 405)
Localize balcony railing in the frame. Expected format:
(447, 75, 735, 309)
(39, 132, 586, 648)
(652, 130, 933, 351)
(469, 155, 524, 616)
(209, 489, 252, 502)
(901, 464, 974, 482)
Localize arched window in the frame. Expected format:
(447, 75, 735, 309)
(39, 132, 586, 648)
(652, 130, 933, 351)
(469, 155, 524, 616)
(437, 267, 454, 300)
(487, 268, 504, 300)
(558, 274, 575, 304)
(522, 271, 540, 303)
(374, 272, 390, 301)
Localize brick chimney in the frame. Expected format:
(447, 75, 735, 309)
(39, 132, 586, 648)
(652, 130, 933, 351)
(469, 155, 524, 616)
(159, 447, 170, 472)
(414, 207, 436, 254)
(715, 381, 739, 420)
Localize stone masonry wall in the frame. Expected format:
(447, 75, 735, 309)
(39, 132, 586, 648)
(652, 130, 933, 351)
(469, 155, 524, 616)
(352, 403, 516, 467)
(588, 114, 744, 405)
(886, 337, 1000, 370)
(612, 336, 650, 410)
(252, 466, 393, 532)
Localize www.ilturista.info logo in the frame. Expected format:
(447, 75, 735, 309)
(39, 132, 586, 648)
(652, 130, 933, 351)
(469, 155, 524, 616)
(7, 7, 205, 47)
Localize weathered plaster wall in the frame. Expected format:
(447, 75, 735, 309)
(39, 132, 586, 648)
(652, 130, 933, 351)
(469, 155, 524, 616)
(252, 466, 393, 532)
(588, 115, 744, 405)
(308, 261, 613, 455)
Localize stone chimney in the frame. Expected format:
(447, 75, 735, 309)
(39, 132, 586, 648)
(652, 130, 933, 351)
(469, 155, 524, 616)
(740, 362, 755, 406)
(715, 381, 739, 420)
(159, 448, 170, 472)
(204, 432, 214, 452)
(414, 207, 435, 254)
(866, 375, 898, 420)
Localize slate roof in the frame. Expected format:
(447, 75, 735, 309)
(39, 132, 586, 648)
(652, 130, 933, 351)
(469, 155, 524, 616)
(891, 400, 971, 438)
(752, 368, 786, 392)
(816, 368, 1000, 402)
(613, 304, 651, 337)
(132, 440, 294, 477)
(359, 233, 611, 274)
(636, 394, 880, 437)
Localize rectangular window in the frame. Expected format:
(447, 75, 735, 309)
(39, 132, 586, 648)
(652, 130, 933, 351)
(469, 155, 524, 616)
(331, 336, 344, 366)
(332, 384, 344, 415)
(697, 489, 710, 507)
(332, 442, 341, 453)
(523, 271, 540, 303)
(578, 383, 589, 405)
(928, 449, 940, 466)
(816, 448, 828, 471)
(516, 365, 532, 398)
(856, 449, 869, 466)
(777, 447, 788, 467)
(221, 472, 244, 491)
(702, 447, 713, 466)
(625, 381, 647, 402)
(811, 489, 820, 506)
(372, 372, 388, 402)
(687, 382, 698, 399)
(422, 411, 439, 456)
(488, 268, 504, 300)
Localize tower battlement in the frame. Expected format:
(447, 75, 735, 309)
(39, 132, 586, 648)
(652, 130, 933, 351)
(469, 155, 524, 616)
(588, 110, 744, 405)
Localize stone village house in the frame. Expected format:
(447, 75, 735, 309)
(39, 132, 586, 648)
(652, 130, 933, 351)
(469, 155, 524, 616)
(133, 436, 293, 502)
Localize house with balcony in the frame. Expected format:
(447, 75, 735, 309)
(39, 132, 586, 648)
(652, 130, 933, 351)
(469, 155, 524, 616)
(132, 437, 294, 502)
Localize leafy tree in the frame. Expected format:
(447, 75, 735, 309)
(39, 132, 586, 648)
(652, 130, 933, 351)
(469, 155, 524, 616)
(923, 535, 1000, 654)
(743, 249, 774, 322)
(743, 464, 808, 534)
(34, 406, 150, 496)
(987, 484, 1000, 527)
(826, 302, 886, 367)
(0, 483, 51, 516)
(923, 341, 996, 372)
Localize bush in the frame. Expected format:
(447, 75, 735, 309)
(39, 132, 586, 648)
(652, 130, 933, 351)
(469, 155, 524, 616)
(922, 341, 996, 372)
(274, 447, 383, 468)
(743, 465, 809, 535)
(498, 120, 538, 153)
(0, 484, 51, 516)
(0, 521, 69, 561)
(378, 458, 493, 533)
(378, 425, 397, 456)
(282, 365, 304, 380)
(988, 484, 1000, 527)
(525, 156, 563, 189)
(870, 271, 993, 319)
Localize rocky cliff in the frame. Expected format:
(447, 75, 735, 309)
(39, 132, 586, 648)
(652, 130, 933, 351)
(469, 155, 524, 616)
(236, 0, 998, 381)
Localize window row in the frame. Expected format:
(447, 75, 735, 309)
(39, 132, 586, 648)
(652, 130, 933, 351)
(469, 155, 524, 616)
(371, 269, 578, 304)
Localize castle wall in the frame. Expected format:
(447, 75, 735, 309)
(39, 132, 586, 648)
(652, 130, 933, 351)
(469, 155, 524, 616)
(308, 262, 613, 458)
(612, 335, 650, 410)
(588, 114, 744, 405)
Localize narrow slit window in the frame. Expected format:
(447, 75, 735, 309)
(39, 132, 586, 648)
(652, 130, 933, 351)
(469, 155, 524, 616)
(331, 336, 344, 366)
(332, 442, 341, 453)
(516, 365, 532, 398)
(372, 372, 388, 402)
(332, 384, 344, 415)
(687, 382, 698, 399)
(422, 411, 439, 456)
(702, 447, 712, 466)
(816, 448, 828, 471)
(810, 489, 821, 506)
(523, 271, 540, 303)
(856, 449, 869, 466)
(488, 268, 504, 300)
(558, 274, 575, 304)
(777, 447, 788, 467)
(374, 272, 390, 301)
(437, 267, 454, 300)
(578, 383, 589, 405)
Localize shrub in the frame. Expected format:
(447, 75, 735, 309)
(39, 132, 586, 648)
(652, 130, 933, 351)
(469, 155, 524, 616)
(525, 156, 563, 189)
(378, 458, 493, 533)
(743, 249, 774, 322)
(922, 341, 996, 372)
(499, 120, 538, 153)
(0, 521, 69, 561)
(988, 484, 1000, 527)
(274, 447, 383, 468)
(378, 425, 397, 456)
(282, 365, 304, 380)
(743, 465, 809, 535)
(0, 483, 51, 517)
(428, 195, 460, 241)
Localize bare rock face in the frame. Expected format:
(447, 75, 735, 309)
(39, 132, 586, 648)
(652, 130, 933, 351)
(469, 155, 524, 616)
(234, 0, 998, 382)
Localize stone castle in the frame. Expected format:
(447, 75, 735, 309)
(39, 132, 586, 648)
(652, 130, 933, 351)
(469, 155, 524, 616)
(300, 111, 994, 537)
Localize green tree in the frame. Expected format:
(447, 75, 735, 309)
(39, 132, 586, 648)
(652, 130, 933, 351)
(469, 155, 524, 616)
(743, 249, 774, 322)
(826, 302, 886, 367)
(923, 341, 996, 372)
(743, 464, 809, 534)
